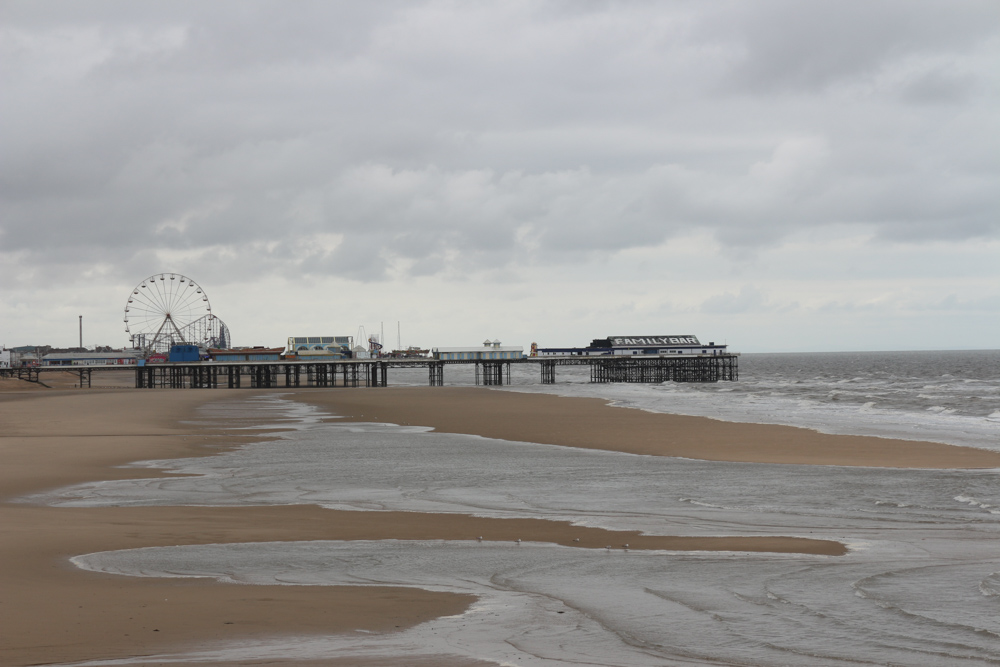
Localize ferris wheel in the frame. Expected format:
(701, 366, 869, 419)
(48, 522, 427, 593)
(124, 273, 228, 356)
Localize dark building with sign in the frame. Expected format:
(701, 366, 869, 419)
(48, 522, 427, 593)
(538, 335, 728, 357)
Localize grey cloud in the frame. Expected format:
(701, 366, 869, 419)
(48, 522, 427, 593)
(1, 1, 997, 290)
(296, 235, 389, 282)
(897, 67, 976, 105)
(918, 293, 1000, 312)
(715, 0, 999, 93)
(699, 285, 769, 314)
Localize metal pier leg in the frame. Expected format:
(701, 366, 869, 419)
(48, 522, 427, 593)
(428, 362, 444, 386)
(367, 362, 386, 387)
(540, 360, 555, 384)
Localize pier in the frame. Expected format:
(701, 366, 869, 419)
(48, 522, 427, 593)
(3, 354, 738, 389)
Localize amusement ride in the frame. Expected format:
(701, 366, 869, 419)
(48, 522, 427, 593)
(124, 273, 230, 357)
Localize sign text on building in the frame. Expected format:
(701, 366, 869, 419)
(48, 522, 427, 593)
(609, 335, 701, 347)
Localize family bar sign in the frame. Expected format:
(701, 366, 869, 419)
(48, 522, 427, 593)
(609, 336, 701, 347)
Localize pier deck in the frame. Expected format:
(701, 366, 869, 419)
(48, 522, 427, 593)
(1, 354, 738, 389)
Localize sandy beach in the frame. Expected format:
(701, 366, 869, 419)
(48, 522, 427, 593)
(2, 382, 997, 665)
(1, 388, 487, 666)
(296, 386, 1000, 469)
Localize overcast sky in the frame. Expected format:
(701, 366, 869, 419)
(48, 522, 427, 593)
(2, 0, 998, 353)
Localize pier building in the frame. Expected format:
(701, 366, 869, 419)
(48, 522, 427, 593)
(432, 340, 524, 361)
(538, 335, 727, 357)
(286, 336, 353, 359)
(41, 350, 141, 366)
(208, 347, 284, 362)
(168, 345, 201, 363)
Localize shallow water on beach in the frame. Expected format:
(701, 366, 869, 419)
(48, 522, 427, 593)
(38, 395, 1000, 666)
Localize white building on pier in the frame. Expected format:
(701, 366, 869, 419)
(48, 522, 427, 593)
(432, 339, 524, 361)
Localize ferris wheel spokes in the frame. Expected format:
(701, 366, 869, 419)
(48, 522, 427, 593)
(124, 273, 220, 357)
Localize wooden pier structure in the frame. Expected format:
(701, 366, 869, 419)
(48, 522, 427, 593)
(4, 354, 737, 389)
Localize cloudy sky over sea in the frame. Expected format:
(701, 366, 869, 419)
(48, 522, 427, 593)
(2, 1, 997, 352)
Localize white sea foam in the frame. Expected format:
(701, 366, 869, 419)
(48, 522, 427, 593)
(955, 495, 1000, 514)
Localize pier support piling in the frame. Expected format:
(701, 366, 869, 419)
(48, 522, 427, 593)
(540, 360, 556, 384)
(475, 361, 509, 386)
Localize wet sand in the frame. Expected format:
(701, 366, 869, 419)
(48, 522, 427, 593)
(296, 386, 1000, 468)
(0, 389, 470, 666)
(5, 382, 988, 666)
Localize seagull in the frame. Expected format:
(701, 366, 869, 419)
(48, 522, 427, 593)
(623, 543, 629, 549)
(477, 536, 483, 541)
(605, 545, 611, 550)
(515, 538, 522, 544)
(572, 538, 580, 543)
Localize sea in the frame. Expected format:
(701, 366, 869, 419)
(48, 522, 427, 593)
(30, 350, 1000, 666)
